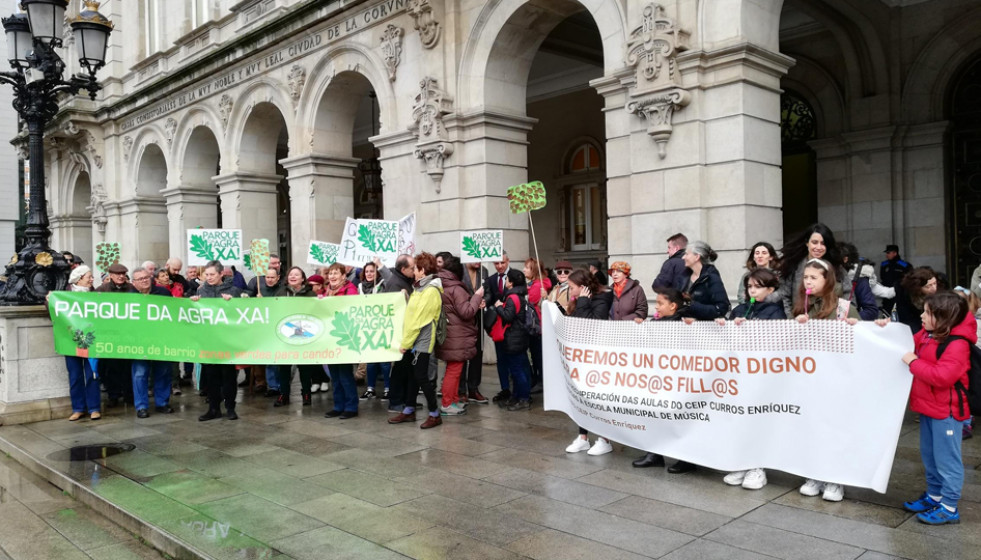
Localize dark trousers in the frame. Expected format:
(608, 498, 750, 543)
(459, 346, 483, 395)
(101, 358, 132, 401)
(202, 363, 237, 412)
(494, 341, 510, 392)
(529, 334, 543, 387)
(330, 363, 358, 413)
(406, 352, 438, 413)
(388, 352, 414, 408)
(278, 365, 316, 396)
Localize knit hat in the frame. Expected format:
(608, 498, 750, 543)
(68, 265, 91, 285)
(608, 261, 631, 276)
(307, 274, 325, 284)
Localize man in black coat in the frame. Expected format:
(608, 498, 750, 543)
(653, 233, 688, 290)
(382, 254, 415, 412)
(483, 252, 513, 404)
(880, 244, 912, 314)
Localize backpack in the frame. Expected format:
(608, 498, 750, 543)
(525, 297, 542, 336)
(435, 306, 448, 346)
(935, 335, 981, 417)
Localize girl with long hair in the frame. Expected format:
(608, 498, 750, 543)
(777, 223, 842, 317)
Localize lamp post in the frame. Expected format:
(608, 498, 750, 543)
(0, 0, 113, 305)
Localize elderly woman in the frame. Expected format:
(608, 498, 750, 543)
(389, 252, 445, 429)
(322, 263, 360, 419)
(435, 257, 484, 415)
(273, 267, 321, 406)
(62, 266, 102, 421)
(609, 261, 648, 323)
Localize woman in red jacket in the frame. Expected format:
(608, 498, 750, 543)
(900, 291, 974, 525)
(322, 263, 360, 419)
(524, 258, 551, 393)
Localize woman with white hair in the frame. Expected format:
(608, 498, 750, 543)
(64, 266, 102, 420)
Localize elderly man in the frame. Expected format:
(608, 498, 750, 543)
(484, 252, 512, 404)
(257, 267, 286, 397)
(246, 253, 282, 297)
(95, 263, 136, 293)
(130, 267, 174, 418)
(93, 263, 137, 407)
(141, 261, 157, 279)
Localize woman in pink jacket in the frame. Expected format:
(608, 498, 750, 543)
(322, 263, 360, 419)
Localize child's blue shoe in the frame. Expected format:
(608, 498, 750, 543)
(916, 506, 960, 525)
(903, 493, 940, 513)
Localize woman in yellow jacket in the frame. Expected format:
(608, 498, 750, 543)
(389, 252, 445, 429)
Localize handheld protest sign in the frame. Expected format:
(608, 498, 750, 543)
(308, 240, 341, 267)
(460, 230, 504, 263)
(187, 229, 244, 267)
(398, 212, 416, 255)
(339, 218, 398, 267)
(506, 181, 547, 214)
(95, 242, 120, 275)
(249, 239, 270, 276)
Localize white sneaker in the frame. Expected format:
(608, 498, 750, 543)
(310, 384, 320, 393)
(439, 403, 466, 416)
(587, 438, 613, 456)
(742, 468, 767, 490)
(822, 483, 844, 502)
(799, 479, 825, 496)
(723, 471, 747, 486)
(565, 437, 591, 453)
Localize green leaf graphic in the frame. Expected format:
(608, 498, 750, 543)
(243, 254, 252, 269)
(462, 236, 481, 259)
(189, 234, 214, 260)
(71, 328, 95, 349)
(357, 224, 378, 252)
(310, 244, 327, 264)
(330, 311, 362, 352)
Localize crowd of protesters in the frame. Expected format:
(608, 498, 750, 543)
(51, 221, 974, 525)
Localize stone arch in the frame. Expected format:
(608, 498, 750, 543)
(781, 55, 846, 138)
(225, 80, 295, 172)
(296, 45, 396, 153)
(172, 107, 226, 182)
(128, 126, 168, 198)
(457, 0, 627, 112)
(902, 6, 981, 124)
(133, 140, 169, 198)
(697, 0, 784, 52)
(179, 125, 222, 190)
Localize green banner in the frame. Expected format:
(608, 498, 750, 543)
(48, 292, 406, 365)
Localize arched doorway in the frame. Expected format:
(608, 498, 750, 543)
(69, 171, 93, 264)
(780, 91, 818, 241)
(172, 125, 222, 257)
(133, 143, 170, 266)
(948, 53, 981, 287)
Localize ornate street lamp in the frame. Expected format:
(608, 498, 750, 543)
(0, 1, 113, 305)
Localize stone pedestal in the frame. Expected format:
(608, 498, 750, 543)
(0, 306, 71, 425)
(280, 155, 358, 268)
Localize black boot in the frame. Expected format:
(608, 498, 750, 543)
(226, 408, 238, 420)
(198, 408, 221, 422)
(632, 453, 665, 468)
(273, 394, 289, 407)
(667, 460, 697, 474)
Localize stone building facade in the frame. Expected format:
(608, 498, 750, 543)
(29, 0, 981, 290)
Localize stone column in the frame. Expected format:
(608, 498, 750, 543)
(117, 197, 169, 268)
(213, 172, 280, 252)
(279, 155, 357, 268)
(160, 186, 220, 260)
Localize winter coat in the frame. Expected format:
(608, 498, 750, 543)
(674, 264, 730, 320)
(801, 296, 859, 320)
(358, 278, 385, 294)
(381, 268, 413, 298)
(895, 285, 924, 333)
(778, 260, 844, 318)
(260, 283, 288, 297)
(910, 312, 977, 421)
(570, 290, 613, 320)
(728, 300, 786, 321)
(323, 281, 358, 297)
(283, 283, 316, 297)
(494, 285, 530, 354)
(527, 277, 552, 323)
(844, 275, 879, 321)
(736, 268, 782, 306)
(548, 282, 572, 314)
(435, 270, 482, 362)
(402, 275, 443, 353)
(248, 275, 283, 297)
(881, 256, 912, 288)
(653, 249, 686, 290)
(610, 278, 648, 321)
(95, 280, 136, 293)
(193, 277, 242, 299)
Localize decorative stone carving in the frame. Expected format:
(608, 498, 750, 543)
(218, 94, 233, 130)
(411, 76, 454, 192)
(380, 25, 403, 82)
(88, 193, 107, 235)
(287, 65, 306, 103)
(164, 118, 178, 146)
(407, 0, 440, 49)
(62, 120, 79, 136)
(623, 3, 691, 158)
(122, 136, 133, 161)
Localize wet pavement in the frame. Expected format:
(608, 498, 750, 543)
(0, 447, 166, 559)
(0, 367, 978, 560)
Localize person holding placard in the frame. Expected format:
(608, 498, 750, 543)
(191, 260, 243, 421)
(60, 266, 102, 421)
(322, 263, 360, 419)
(358, 261, 390, 400)
(524, 258, 551, 394)
(273, 267, 320, 407)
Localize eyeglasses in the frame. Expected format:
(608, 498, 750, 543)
(133, 276, 151, 282)
(555, 269, 571, 274)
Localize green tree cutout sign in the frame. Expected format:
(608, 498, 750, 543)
(507, 181, 547, 214)
(95, 242, 120, 273)
(330, 311, 363, 353)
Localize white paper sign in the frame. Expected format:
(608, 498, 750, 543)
(398, 212, 416, 256)
(542, 303, 914, 493)
(307, 240, 341, 267)
(459, 230, 504, 263)
(338, 218, 399, 268)
(186, 229, 244, 267)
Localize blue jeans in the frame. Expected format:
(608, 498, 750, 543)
(920, 415, 964, 509)
(500, 351, 531, 400)
(366, 362, 391, 389)
(65, 356, 100, 413)
(330, 363, 358, 413)
(494, 341, 510, 392)
(265, 365, 280, 391)
(131, 360, 173, 411)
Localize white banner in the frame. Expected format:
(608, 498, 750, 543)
(307, 240, 341, 267)
(459, 230, 504, 263)
(542, 302, 914, 493)
(186, 229, 244, 267)
(398, 212, 416, 256)
(339, 218, 398, 268)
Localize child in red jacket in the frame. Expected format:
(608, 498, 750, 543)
(901, 291, 975, 525)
